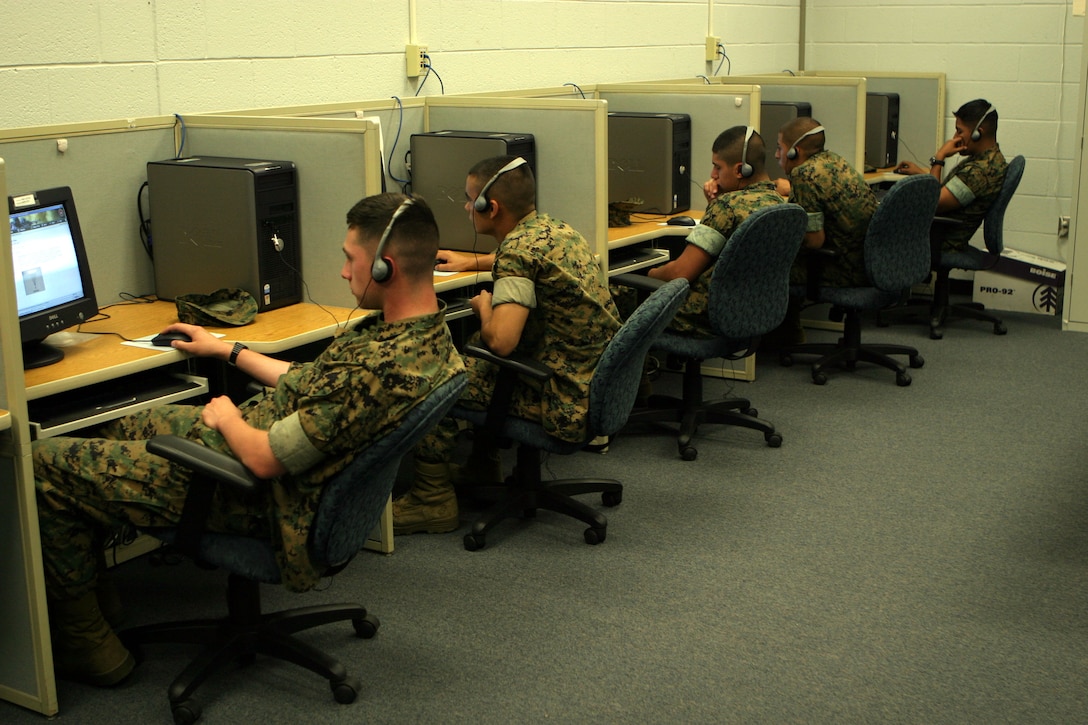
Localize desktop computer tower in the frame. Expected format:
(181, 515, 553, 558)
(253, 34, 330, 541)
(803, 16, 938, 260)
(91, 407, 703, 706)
(865, 92, 900, 170)
(147, 156, 302, 312)
(607, 112, 691, 214)
(410, 130, 536, 254)
(760, 101, 813, 180)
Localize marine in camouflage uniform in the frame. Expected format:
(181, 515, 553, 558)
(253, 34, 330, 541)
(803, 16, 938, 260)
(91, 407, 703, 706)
(787, 149, 878, 288)
(938, 144, 1007, 252)
(35, 307, 463, 599)
(417, 210, 621, 461)
(668, 180, 785, 338)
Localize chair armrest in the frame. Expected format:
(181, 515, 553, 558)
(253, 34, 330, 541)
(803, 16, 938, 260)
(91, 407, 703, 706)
(147, 434, 263, 558)
(609, 272, 666, 295)
(463, 343, 554, 442)
(463, 342, 553, 384)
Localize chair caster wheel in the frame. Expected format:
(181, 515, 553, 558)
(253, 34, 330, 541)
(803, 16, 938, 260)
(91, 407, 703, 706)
(584, 527, 606, 545)
(929, 326, 944, 340)
(746, 407, 758, 418)
(994, 322, 1007, 335)
(811, 370, 828, 385)
(464, 533, 486, 551)
(680, 446, 698, 461)
(779, 353, 794, 367)
(766, 433, 783, 448)
(896, 372, 912, 387)
(602, 491, 622, 507)
(171, 699, 201, 725)
(352, 613, 379, 638)
(909, 354, 924, 369)
(331, 677, 359, 704)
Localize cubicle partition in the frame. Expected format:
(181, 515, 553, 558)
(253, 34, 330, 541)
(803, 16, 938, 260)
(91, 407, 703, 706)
(180, 114, 385, 308)
(0, 157, 58, 716)
(423, 95, 609, 268)
(806, 71, 946, 169)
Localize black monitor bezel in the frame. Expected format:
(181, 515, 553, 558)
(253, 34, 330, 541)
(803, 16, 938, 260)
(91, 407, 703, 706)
(8, 186, 100, 368)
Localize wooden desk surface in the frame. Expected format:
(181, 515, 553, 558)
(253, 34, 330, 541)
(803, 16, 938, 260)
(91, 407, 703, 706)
(0, 409, 9, 432)
(608, 210, 704, 249)
(865, 167, 904, 185)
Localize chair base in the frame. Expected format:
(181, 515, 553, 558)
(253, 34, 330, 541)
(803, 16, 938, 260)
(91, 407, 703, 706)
(624, 357, 780, 461)
(780, 311, 923, 386)
(461, 444, 620, 550)
(877, 269, 1007, 339)
(122, 573, 375, 723)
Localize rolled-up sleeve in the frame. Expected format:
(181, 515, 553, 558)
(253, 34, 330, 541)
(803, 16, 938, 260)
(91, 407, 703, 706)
(268, 412, 325, 475)
(686, 223, 728, 258)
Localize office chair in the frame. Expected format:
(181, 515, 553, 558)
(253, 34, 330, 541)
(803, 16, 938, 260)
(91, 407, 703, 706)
(453, 277, 689, 550)
(122, 372, 466, 725)
(878, 155, 1026, 339)
(620, 203, 808, 461)
(780, 174, 940, 386)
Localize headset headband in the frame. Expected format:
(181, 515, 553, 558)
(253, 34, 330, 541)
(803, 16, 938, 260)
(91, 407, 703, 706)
(970, 104, 995, 141)
(786, 125, 825, 160)
(473, 157, 528, 212)
(739, 126, 755, 178)
(371, 197, 415, 282)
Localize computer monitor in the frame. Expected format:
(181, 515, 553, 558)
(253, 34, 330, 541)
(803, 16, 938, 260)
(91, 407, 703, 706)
(8, 186, 100, 369)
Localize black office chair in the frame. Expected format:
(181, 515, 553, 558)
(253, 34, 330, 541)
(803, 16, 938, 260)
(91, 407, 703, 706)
(620, 203, 808, 461)
(122, 372, 466, 725)
(780, 174, 940, 386)
(452, 277, 689, 550)
(878, 155, 1026, 339)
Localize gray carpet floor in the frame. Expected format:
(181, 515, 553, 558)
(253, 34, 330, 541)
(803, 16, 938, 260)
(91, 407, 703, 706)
(5, 306, 1087, 724)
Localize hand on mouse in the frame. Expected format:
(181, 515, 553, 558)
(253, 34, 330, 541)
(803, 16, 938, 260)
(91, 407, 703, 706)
(895, 161, 924, 175)
(159, 323, 229, 358)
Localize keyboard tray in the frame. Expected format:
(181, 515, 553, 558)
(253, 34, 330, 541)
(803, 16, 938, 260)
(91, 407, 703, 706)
(29, 371, 208, 438)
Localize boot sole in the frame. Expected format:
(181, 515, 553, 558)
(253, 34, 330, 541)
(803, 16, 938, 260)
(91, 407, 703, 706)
(393, 519, 460, 535)
(56, 650, 136, 687)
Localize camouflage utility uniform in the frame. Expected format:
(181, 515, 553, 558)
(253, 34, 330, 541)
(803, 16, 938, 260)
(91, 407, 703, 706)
(418, 210, 621, 459)
(35, 308, 463, 597)
(939, 144, 1007, 253)
(669, 180, 784, 338)
(788, 150, 878, 288)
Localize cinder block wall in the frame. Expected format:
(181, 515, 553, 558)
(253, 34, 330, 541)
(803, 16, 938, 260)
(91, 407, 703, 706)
(807, 0, 1084, 260)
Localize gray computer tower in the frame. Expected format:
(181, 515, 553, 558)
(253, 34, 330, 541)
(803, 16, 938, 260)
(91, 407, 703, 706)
(865, 92, 900, 170)
(410, 131, 536, 254)
(760, 101, 813, 180)
(147, 156, 302, 312)
(608, 112, 691, 214)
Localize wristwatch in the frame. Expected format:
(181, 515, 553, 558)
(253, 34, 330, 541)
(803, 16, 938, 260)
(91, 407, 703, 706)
(929, 156, 945, 167)
(228, 342, 248, 366)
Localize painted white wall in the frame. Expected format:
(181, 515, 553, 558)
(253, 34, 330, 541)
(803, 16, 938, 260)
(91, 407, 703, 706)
(807, 0, 1084, 261)
(0, 0, 1080, 260)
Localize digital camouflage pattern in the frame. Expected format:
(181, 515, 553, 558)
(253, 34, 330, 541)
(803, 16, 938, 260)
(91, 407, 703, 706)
(670, 180, 784, 338)
(175, 287, 258, 326)
(35, 307, 463, 597)
(788, 150, 878, 288)
(417, 211, 621, 461)
(939, 144, 1007, 252)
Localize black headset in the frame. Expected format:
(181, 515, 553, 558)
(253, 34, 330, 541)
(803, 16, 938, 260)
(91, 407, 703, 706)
(371, 197, 415, 283)
(785, 124, 826, 160)
(970, 104, 996, 142)
(739, 126, 755, 178)
(473, 157, 528, 212)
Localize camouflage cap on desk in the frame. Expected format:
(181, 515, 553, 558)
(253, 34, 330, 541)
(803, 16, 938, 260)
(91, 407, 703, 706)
(175, 288, 257, 326)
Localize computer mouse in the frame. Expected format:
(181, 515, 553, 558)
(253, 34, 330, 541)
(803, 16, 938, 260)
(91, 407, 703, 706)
(667, 215, 696, 226)
(151, 331, 192, 346)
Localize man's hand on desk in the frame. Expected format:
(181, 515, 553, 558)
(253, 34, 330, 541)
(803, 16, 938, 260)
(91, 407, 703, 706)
(435, 249, 493, 273)
(160, 323, 233, 361)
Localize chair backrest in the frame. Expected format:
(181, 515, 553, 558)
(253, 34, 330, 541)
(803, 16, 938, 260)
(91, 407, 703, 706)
(707, 203, 807, 340)
(588, 278, 689, 437)
(864, 174, 940, 291)
(981, 154, 1025, 256)
(312, 372, 467, 568)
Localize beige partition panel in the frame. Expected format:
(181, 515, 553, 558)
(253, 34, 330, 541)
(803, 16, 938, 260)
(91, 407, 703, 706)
(807, 71, 946, 168)
(596, 83, 761, 221)
(180, 115, 384, 308)
(0, 118, 178, 304)
(423, 96, 609, 273)
(0, 158, 58, 715)
(703, 75, 868, 171)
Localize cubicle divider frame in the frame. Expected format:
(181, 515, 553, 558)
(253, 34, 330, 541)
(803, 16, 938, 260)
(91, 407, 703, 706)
(0, 157, 60, 716)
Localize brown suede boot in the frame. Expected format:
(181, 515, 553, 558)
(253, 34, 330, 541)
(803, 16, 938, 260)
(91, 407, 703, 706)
(50, 590, 135, 687)
(393, 461, 459, 535)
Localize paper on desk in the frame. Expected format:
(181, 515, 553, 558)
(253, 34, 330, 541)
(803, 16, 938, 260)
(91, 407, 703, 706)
(433, 270, 459, 277)
(123, 333, 225, 350)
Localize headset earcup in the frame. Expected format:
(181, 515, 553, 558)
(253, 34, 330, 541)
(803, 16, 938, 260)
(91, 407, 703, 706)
(371, 256, 392, 283)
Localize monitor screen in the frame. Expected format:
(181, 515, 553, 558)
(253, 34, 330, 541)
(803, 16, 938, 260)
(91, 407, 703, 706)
(8, 186, 100, 369)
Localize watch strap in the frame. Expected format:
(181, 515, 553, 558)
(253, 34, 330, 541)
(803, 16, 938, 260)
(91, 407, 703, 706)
(229, 342, 248, 366)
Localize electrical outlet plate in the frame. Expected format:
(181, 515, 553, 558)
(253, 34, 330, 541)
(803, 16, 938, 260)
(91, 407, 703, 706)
(406, 44, 428, 78)
(705, 36, 720, 63)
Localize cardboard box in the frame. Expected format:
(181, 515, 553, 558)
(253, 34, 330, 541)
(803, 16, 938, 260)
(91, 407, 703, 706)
(972, 249, 1066, 315)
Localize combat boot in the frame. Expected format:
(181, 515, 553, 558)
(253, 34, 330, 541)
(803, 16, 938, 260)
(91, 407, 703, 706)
(393, 461, 459, 535)
(50, 590, 135, 687)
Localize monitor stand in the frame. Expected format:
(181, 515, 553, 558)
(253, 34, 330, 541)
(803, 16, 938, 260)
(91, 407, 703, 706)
(22, 341, 65, 370)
